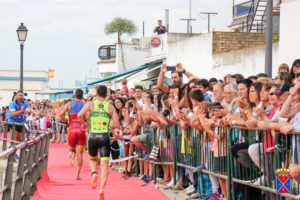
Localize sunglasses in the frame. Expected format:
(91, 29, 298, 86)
(143, 96, 150, 99)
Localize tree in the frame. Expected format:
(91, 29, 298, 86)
(105, 17, 137, 43)
(105, 18, 137, 71)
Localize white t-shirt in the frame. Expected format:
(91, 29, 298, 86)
(272, 108, 288, 123)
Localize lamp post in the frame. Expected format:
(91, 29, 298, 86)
(16, 23, 28, 91)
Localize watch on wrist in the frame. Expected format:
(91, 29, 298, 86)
(183, 69, 186, 73)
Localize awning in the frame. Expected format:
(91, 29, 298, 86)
(35, 90, 74, 95)
(77, 59, 164, 88)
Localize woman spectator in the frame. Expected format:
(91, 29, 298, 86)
(290, 59, 300, 84)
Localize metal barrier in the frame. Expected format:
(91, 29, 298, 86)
(0, 122, 50, 200)
(136, 125, 300, 200)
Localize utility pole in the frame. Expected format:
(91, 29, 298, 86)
(180, 0, 196, 33)
(165, 9, 169, 32)
(200, 12, 218, 32)
(265, 0, 273, 77)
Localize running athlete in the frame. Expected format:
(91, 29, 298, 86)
(60, 89, 86, 180)
(78, 85, 120, 200)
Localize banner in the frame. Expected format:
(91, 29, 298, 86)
(49, 69, 55, 78)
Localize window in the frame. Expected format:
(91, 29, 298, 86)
(98, 45, 116, 60)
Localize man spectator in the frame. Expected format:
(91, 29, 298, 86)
(195, 79, 214, 103)
(158, 63, 193, 93)
(151, 84, 160, 95)
(153, 20, 167, 35)
(8, 90, 29, 142)
(134, 85, 143, 105)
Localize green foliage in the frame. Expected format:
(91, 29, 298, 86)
(105, 17, 137, 40)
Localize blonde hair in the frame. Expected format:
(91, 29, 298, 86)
(256, 77, 273, 85)
(121, 78, 127, 85)
(214, 83, 225, 91)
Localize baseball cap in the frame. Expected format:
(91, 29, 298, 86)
(271, 83, 290, 96)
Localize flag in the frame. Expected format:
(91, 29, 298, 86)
(49, 69, 55, 78)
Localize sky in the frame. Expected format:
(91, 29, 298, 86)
(0, 0, 234, 88)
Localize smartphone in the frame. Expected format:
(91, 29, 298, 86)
(167, 66, 176, 71)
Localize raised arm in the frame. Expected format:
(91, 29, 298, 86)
(176, 63, 193, 79)
(158, 64, 169, 93)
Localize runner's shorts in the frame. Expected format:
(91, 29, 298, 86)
(88, 133, 110, 160)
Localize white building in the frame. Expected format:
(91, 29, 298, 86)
(84, 0, 299, 91)
(0, 69, 49, 106)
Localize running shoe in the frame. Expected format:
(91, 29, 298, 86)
(143, 176, 153, 183)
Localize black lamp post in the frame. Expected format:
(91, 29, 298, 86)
(16, 23, 28, 91)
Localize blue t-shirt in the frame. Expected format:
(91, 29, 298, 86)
(203, 93, 212, 103)
(8, 100, 28, 123)
(155, 26, 166, 35)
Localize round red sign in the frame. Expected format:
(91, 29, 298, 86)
(151, 37, 161, 47)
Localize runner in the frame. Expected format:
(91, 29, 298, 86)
(78, 85, 120, 200)
(60, 89, 86, 180)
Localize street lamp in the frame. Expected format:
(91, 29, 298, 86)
(16, 23, 28, 91)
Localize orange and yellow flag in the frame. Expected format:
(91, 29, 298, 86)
(49, 69, 55, 78)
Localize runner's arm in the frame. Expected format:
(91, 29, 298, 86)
(78, 102, 91, 124)
(59, 102, 70, 123)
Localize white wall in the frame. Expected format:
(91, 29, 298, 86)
(166, 33, 213, 81)
(98, 62, 117, 74)
(212, 42, 279, 79)
(117, 43, 148, 73)
(278, 0, 300, 66)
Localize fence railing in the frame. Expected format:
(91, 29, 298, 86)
(0, 122, 50, 200)
(137, 125, 300, 200)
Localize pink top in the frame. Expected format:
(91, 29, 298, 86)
(211, 127, 227, 157)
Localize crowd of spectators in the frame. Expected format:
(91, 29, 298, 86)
(1, 58, 300, 199)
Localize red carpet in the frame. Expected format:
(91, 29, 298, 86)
(32, 143, 170, 200)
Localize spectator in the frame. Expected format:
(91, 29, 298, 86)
(278, 63, 289, 73)
(121, 78, 129, 95)
(153, 19, 167, 35)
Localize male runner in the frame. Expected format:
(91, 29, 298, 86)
(60, 89, 86, 180)
(78, 85, 120, 200)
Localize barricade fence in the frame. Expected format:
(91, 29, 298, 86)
(135, 125, 300, 200)
(0, 122, 50, 200)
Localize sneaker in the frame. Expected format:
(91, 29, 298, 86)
(166, 178, 174, 187)
(185, 185, 195, 194)
(139, 175, 147, 180)
(186, 187, 196, 195)
(122, 172, 128, 178)
(14, 154, 19, 160)
(143, 176, 153, 183)
(184, 185, 193, 192)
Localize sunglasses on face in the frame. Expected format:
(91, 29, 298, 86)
(143, 96, 150, 99)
